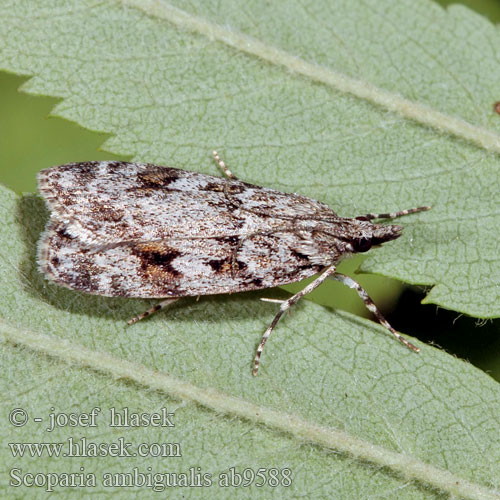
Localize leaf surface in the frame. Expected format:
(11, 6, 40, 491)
(0, 0, 499, 315)
(1, 187, 499, 498)
(1, 1, 500, 498)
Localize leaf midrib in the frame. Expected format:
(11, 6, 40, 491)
(1, 318, 498, 500)
(120, 0, 500, 154)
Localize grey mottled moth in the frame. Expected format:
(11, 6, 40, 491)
(37, 151, 429, 375)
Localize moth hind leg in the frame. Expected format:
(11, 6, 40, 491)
(330, 273, 420, 352)
(356, 206, 430, 221)
(212, 150, 238, 179)
(127, 298, 179, 325)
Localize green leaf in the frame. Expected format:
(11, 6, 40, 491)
(0, 0, 499, 317)
(1, 186, 500, 498)
(1, 0, 500, 498)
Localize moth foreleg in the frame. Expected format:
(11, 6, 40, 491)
(329, 273, 420, 352)
(212, 150, 238, 180)
(355, 206, 430, 221)
(253, 265, 338, 376)
(127, 298, 179, 325)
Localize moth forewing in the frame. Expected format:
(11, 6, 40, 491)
(37, 152, 429, 375)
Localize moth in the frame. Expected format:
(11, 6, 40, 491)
(37, 152, 429, 375)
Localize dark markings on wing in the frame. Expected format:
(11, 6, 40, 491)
(37, 162, 338, 248)
(37, 221, 334, 298)
(135, 165, 181, 190)
(37, 161, 350, 297)
(131, 243, 183, 278)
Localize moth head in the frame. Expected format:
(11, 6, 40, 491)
(351, 223, 402, 253)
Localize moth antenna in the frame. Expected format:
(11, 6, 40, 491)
(356, 206, 430, 221)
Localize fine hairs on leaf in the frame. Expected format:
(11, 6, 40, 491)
(0, 0, 498, 317)
(0, 1, 500, 499)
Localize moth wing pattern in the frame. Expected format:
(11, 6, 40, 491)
(37, 161, 335, 247)
(38, 158, 428, 374)
(38, 161, 339, 298)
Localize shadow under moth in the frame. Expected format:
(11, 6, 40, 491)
(37, 151, 429, 375)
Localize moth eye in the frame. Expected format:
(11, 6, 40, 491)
(353, 237, 372, 253)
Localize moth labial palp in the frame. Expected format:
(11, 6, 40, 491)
(37, 150, 430, 376)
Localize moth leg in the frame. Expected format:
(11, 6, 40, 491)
(127, 298, 179, 325)
(260, 298, 287, 304)
(355, 206, 430, 221)
(329, 273, 420, 352)
(212, 150, 238, 179)
(253, 265, 338, 376)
